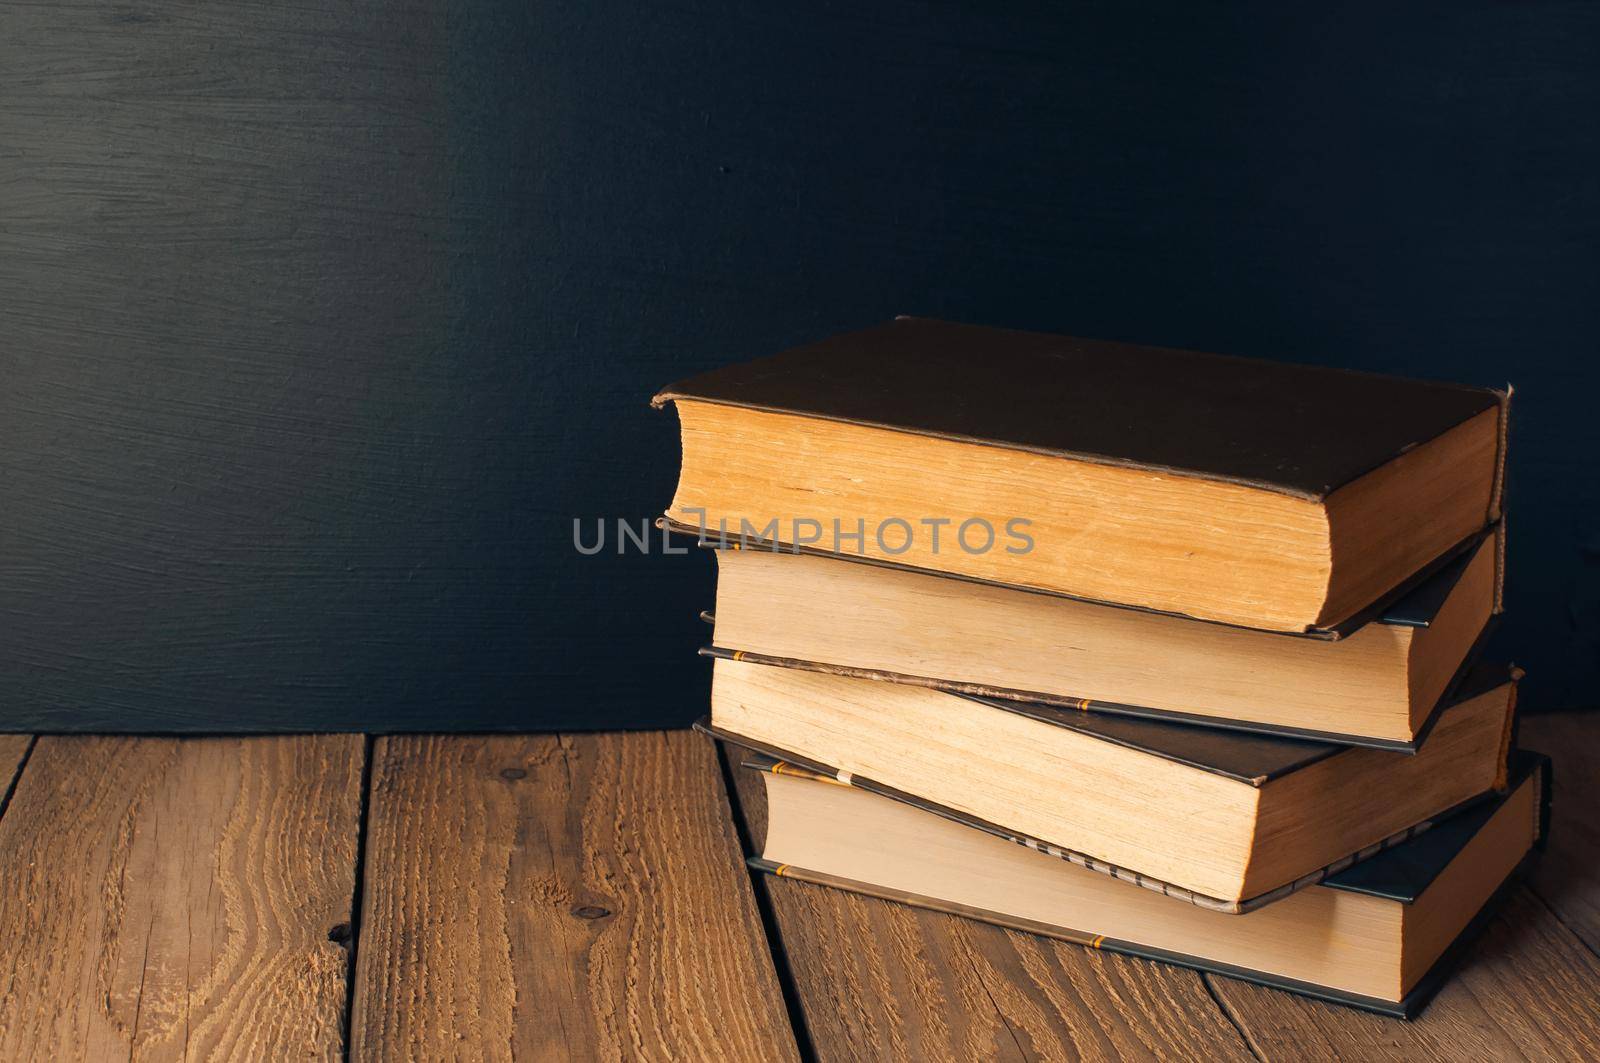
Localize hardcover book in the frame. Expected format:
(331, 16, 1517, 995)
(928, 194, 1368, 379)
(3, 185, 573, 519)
(706, 657, 1518, 907)
(655, 317, 1509, 633)
(703, 526, 1500, 749)
(737, 748, 1550, 1017)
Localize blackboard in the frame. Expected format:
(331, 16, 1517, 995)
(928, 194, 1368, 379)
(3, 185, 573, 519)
(3, 2, 1596, 730)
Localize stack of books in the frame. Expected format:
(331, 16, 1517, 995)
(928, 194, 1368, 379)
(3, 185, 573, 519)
(654, 318, 1547, 1018)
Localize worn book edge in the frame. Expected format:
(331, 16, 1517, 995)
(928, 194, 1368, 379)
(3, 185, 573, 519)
(1488, 384, 1513, 525)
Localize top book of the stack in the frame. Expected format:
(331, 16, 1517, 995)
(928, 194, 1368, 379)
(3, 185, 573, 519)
(654, 318, 1509, 634)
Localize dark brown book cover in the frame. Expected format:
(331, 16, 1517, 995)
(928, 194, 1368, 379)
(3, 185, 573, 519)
(654, 317, 1508, 504)
(736, 747, 1549, 1018)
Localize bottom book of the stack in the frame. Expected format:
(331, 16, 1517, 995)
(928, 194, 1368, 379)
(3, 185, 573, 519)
(736, 746, 1550, 1018)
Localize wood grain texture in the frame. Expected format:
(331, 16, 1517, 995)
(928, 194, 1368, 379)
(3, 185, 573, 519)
(724, 751, 1252, 1061)
(1524, 713, 1600, 954)
(0, 735, 364, 1060)
(349, 730, 797, 1061)
(1207, 889, 1600, 1061)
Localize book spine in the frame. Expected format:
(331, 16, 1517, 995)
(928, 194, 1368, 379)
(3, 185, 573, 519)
(1535, 755, 1553, 849)
(1493, 675, 1522, 792)
(1493, 516, 1508, 615)
(1489, 386, 1512, 524)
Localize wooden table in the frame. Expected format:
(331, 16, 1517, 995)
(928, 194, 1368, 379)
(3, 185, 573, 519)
(0, 715, 1595, 1061)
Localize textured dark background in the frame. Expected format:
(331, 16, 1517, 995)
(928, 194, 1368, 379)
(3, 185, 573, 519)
(3, 3, 1596, 731)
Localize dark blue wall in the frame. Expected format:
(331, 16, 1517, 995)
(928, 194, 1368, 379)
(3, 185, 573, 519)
(4, 2, 1595, 730)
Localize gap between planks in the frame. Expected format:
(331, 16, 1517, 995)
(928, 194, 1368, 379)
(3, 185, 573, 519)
(0, 735, 34, 819)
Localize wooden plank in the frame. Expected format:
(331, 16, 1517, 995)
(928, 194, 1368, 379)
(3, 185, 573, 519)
(349, 731, 797, 1061)
(0, 735, 365, 1060)
(724, 750, 1253, 1061)
(1523, 712, 1600, 954)
(1207, 888, 1600, 1060)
